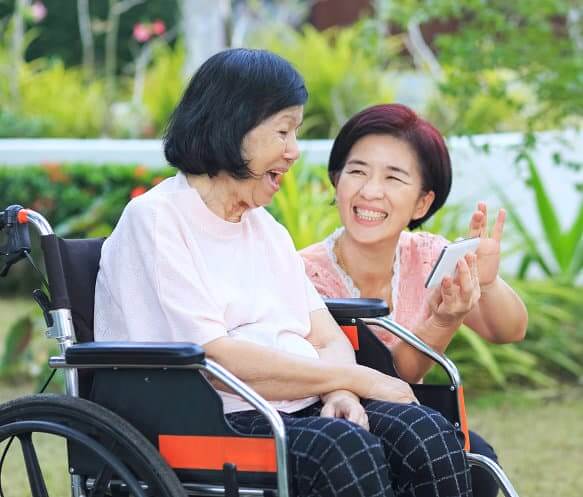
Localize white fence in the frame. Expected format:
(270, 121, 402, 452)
(1, 130, 582, 275)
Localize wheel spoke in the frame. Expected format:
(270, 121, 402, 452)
(18, 433, 49, 497)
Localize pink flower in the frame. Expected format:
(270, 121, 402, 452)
(31, 1, 47, 22)
(152, 19, 166, 36)
(133, 23, 151, 43)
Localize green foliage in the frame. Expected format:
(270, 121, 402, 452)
(383, 0, 583, 134)
(254, 24, 397, 138)
(267, 162, 340, 249)
(0, 163, 174, 293)
(495, 155, 583, 284)
(142, 41, 186, 136)
(1, 162, 582, 391)
(17, 60, 106, 137)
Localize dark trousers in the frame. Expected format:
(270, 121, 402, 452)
(468, 431, 499, 497)
(227, 400, 472, 497)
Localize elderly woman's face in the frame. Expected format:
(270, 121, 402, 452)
(240, 105, 303, 207)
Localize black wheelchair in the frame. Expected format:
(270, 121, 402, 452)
(0, 205, 519, 497)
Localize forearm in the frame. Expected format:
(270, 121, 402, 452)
(204, 336, 360, 401)
(472, 277, 528, 343)
(391, 315, 461, 383)
(316, 335, 359, 402)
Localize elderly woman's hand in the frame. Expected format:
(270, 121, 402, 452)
(357, 367, 419, 405)
(321, 391, 369, 430)
(428, 253, 481, 328)
(468, 202, 505, 288)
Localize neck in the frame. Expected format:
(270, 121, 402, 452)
(186, 172, 249, 222)
(335, 230, 399, 294)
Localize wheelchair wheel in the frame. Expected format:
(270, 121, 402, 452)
(0, 393, 186, 497)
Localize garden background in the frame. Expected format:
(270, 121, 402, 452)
(0, 0, 582, 495)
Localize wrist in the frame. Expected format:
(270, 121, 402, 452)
(480, 275, 502, 297)
(426, 312, 464, 332)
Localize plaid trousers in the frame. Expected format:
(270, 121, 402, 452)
(226, 399, 472, 497)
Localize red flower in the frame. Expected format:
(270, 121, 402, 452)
(152, 19, 166, 36)
(133, 23, 151, 43)
(151, 176, 164, 186)
(130, 186, 147, 199)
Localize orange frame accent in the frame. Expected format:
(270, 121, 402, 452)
(340, 325, 359, 350)
(158, 435, 277, 472)
(17, 209, 29, 224)
(457, 386, 470, 451)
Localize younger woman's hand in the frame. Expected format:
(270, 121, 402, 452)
(469, 202, 506, 287)
(429, 253, 481, 327)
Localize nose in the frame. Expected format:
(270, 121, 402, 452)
(359, 177, 384, 200)
(283, 133, 300, 162)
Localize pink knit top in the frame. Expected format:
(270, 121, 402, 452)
(300, 228, 448, 348)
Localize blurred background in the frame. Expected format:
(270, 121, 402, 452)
(0, 1, 582, 495)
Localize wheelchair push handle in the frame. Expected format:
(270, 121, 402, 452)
(0, 205, 32, 277)
(0, 205, 70, 310)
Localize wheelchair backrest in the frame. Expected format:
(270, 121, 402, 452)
(47, 237, 104, 343)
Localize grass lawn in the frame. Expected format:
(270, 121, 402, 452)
(0, 297, 582, 496)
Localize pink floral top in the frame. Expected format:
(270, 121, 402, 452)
(300, 228, 448, 348)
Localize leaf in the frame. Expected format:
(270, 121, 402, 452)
(526, 158, 568, 270)
(456, 327, 506, 386)
(0, 314, 33, 374)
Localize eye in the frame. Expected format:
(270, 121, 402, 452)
(278, 130, 289, 137)
(387, 176, 405, 183)
(348, 169, 365, 175)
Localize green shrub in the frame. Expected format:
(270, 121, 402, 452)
(143, 41, 186, 136)
(254, 24, 396, 138)
(1, 162, 581, 391)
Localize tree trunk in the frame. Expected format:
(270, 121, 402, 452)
(77, 0, 95, 81)
(180, 0, 230, 77)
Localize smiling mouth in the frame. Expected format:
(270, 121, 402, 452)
(353, 207, 388, 222)
(266, 169, 286, 190)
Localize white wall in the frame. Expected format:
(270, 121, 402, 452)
(1, 131, 581, 275)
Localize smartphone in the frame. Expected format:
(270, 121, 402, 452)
(424, 237, 480, 289)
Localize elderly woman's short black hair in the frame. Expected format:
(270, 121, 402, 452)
(328, 104, 452, 230)
(164, 48, 308, 179)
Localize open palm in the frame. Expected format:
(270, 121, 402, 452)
(468, 202, 506, 286)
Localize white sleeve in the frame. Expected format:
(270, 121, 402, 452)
(125, 199, 227, 345)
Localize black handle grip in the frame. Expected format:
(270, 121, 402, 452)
(40, 235, 71, 310)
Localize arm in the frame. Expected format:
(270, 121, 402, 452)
(204, 320, 415, 405)
(391, 254, 481, 383)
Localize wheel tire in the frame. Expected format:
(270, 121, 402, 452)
(0, 393, 186, 497)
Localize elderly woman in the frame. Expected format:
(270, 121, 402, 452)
(300, 103, 528, 497)
(94, 49, 471, 497)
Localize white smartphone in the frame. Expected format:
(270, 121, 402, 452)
(424, 237, 480, 289)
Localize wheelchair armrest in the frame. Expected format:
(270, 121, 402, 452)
(325, 298, 389, 319)
(65, 342, 205, 366)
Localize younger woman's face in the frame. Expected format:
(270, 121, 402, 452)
(335, 134, 435, 245)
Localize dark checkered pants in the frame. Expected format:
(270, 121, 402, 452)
(226, 399, 472, 497)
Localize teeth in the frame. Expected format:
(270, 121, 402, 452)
(355, 208, 387, 221)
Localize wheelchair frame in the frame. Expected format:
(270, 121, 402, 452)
(0, 206, 520, 497)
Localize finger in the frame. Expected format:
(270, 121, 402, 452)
(492, 208, 506, 242)
(345, 406, 362, 425)
(478, 202, 488, 237)
(457, 256, 473, 297)
(468, 209, 483, 237)
(320, 403, 336, 418)
(361, 413, 370, 431)
(469, 252, 480, 284)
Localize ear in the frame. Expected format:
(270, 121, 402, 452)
(412, 190, 435, 220)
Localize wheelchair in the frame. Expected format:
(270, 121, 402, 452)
(0, 204, 520, 497)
